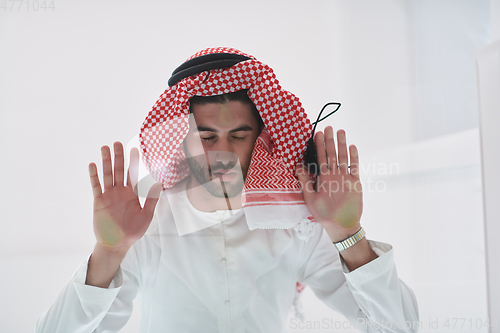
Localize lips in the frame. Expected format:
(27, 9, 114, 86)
(212, 169, 238, 181)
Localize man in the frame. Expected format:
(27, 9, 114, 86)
(35, 47, 418, 332)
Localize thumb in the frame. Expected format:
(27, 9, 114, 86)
(142, 182, 163, 219)
(296, 164, 314, 205)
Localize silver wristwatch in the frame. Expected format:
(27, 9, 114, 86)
(333, 227, 365, 252)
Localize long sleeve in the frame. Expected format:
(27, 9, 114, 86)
(297, 223, 419, 333)
(34, 239, 149, 333)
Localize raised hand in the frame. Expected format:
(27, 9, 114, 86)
(88, 142, 163, 252)
(297, 127, 363, 243)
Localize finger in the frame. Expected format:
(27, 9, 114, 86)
(336, 129, 349, 173)
(349, 144, 360, 179)
(127, 147, 140, 192)
(101, 146, 113, 191)
(142, 183, 164, 220)
(324, 126, 338, 171)
(315, 131, 328, 174)
(113, 142, 125, 186)
(88, 163, 102, 199)
(296, 164, 315, 204)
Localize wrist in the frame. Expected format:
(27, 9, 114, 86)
(339, 237, 378, 271)
(86, 243, 129, 288)
(333, 227, 365, 252)
(93, 242, 130, 260)
(324, 223, 361, 243)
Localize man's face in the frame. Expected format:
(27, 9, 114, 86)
(183, 101, 262, 198)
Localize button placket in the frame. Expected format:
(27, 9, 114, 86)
(220, 219, 232, 330)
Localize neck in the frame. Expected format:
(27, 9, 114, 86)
(186, 176, 243, 212)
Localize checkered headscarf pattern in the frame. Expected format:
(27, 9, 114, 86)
(186, 47, 255, 61)
(139, 47, 313, 210)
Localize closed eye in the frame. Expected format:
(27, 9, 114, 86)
(200, 136, 246, 142)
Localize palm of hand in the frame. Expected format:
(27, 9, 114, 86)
(297, 127, 363, 240)
(89, 142, 162, 251)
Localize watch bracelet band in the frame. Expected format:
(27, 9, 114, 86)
(333, 227, 365, 252)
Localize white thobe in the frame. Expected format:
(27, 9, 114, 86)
(35, 179, 419, 332)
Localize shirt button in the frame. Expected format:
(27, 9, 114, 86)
(225, 300, 230, 304)
(221, 258, 226, 262)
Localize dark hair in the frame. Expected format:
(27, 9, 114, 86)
(189, 90, 265, 131)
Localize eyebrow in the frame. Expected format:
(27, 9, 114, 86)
(196, 125, 254, 133)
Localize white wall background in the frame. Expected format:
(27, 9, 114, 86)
(477, 39, 500, 333)
(0, 0, 498, 332)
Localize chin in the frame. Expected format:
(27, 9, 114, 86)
(204, 177, 244, 198)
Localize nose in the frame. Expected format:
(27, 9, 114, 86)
(207, 139, 238, 167)
(214, 151, 235, 165)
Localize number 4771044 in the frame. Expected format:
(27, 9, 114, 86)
(1, 0, 55, 11)
(443, 318, 498, 330)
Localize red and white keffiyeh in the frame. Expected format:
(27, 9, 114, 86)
(139, 47, 317, 240)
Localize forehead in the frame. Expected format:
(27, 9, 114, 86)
(190, 101, 256, 129)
